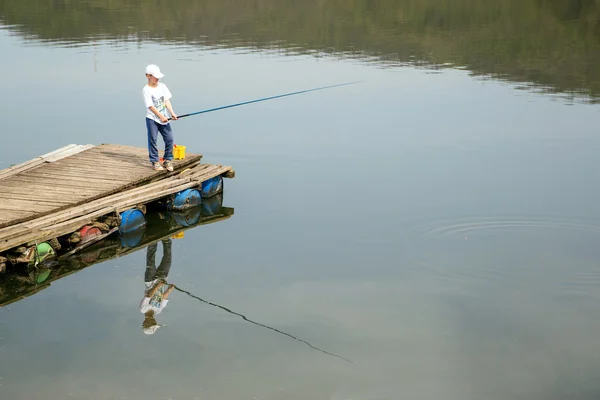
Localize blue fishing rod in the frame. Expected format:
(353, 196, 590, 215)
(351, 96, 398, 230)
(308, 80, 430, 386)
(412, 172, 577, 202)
(169, 81, 360, 120)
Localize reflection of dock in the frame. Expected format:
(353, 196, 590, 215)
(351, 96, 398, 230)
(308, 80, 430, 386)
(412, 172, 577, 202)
(0, 194, 234, 308)
(0, 144, 234, 258)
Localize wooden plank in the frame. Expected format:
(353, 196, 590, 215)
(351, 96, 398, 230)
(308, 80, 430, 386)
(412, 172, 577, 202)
(49, 156, 140, 167)
(59, 153, 147, 164)
(30, 177, 207, 234)
(64, 153, 201, 170)
(0, 144, 80, 180)
(1, 185, 110, 195)
(11, 172, 123, 185)
(0, 198, 65, 209)
(41, 163, 152, 176)
(96, 144, 156, 156)
(0, 186, 104, 199)
(0, 165, 205, 206)
(0, 194, 73, 205)
(0, 164, 231, 249)
(3, 177, 117, 190)
(79, 145, 151, 158)
(89, 144, 202, 162)
(0, 177, 114, 190)
(75, 144, 201, 160)
(3, 174, 117, 186)
(0, 207, 112, 251)
(67, 153, 201, 168)
(39, 164, 152, 176)
(21, 171, 132, 184)
(0, 209, 34, 216)
(44, 144, 95, 162)
(0, 145, 208, 229)
(0, 145, 96, 181)
(21, 165, 136, 177)
(0, 203, 54, 212)
(52, 156, 153, 166)
(53, 145, 200, 163)
(44, 168, 229, 234)
(0, 186, 92, 197)
(0, 191, 78, 201)
(45, 158, 182, 171)
(41, 156, 145, 168)
(0, 167, 204, 236)
(0, 211, 33, 219)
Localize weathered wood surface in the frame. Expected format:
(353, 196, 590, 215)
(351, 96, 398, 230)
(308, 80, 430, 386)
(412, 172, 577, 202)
(0, 144, 94, 181)
(0, 162, 233, 253)
(0, 144, 203, 229)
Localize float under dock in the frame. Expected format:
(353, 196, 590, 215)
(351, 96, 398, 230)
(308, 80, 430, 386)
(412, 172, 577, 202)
(0, 203, 235, 308)
(0, 144, 234, 255)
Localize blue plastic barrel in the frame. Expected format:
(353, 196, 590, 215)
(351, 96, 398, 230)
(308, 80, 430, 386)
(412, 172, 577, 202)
(172, 206, 201, 227)
(170, 189, 201, 211)
(119, 209, 146, 234)
(120, 226, 145, 248)
(201, 176, 223, 198)
(201, 193, 223, 216)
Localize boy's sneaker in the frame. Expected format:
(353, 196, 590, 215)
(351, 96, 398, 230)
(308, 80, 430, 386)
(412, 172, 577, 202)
(163, 160, 174, 172)
(152, 162, 165, 171)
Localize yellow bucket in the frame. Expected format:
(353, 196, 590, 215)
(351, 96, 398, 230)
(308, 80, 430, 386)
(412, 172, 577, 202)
(173, 144, 186, 160)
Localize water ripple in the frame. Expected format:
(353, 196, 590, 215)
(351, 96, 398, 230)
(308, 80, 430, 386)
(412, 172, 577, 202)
(407, 216, 600, 298)
(422, 217, 600, 237)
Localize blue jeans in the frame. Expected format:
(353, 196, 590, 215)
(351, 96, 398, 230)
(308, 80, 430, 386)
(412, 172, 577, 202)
(145, 239, 172, 283)
(146, 118, 174, 163)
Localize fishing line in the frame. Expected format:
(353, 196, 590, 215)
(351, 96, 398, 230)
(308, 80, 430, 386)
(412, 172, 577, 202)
(174, 285, 353, 363)
(169, 81, 361, 120)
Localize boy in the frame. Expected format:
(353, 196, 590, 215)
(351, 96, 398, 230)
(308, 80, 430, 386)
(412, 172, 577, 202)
(140, 239, 175, 335)
(143, 64, 178, 171)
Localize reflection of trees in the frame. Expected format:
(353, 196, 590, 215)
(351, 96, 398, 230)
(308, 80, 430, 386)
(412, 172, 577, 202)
(2, 0, 600, 100)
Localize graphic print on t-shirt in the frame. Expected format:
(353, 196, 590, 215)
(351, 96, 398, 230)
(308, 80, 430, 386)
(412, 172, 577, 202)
(149, 283, 168, 309)
(143, 83, 172, 124)
(152, 95, 166, 116)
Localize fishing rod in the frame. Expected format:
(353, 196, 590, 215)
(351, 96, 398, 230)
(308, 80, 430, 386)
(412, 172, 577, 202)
(173, 285, 353, 363)
(169, 81, 360, 121)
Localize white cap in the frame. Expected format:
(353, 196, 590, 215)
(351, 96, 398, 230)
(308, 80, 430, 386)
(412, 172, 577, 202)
(143, 324, 162, 335)
(145, 64, 164, 79)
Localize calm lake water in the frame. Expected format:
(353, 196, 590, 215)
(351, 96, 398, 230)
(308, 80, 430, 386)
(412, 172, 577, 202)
(2, 1, 600, 399)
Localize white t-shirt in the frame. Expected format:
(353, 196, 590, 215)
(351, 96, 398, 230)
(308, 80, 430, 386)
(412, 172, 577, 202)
(143, 83, 172, 125)
(139, 296, 169, 315)
(139, 280, 170, 315)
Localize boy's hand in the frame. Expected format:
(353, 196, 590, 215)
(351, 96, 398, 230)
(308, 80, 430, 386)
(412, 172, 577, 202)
(171, 113, 178, 120)
(160, 115, 169, 123)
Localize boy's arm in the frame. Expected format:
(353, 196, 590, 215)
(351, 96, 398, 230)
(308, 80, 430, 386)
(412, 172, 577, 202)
(165, 99, 177, 120)
(148, 106, 169, 123)
(146, 281, 162, 298)
(163, 284, 175, 298)
(143, 88, 169, 123)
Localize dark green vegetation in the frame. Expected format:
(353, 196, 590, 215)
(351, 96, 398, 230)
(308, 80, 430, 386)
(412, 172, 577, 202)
(2, 0, 599, 100)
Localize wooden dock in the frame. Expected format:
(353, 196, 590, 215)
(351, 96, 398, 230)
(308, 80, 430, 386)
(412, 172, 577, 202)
(0, 144, 234, 257)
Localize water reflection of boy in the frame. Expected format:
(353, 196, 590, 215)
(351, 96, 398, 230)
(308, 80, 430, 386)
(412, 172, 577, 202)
(140, 239, 174, 335)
